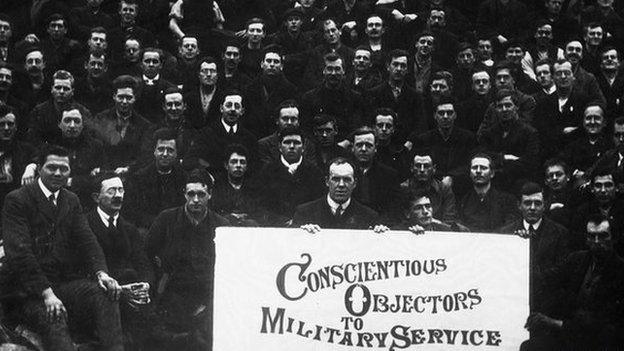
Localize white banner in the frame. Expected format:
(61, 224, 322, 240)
(213, 228, 529, 351)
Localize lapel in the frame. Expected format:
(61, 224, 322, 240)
(55, 189, 70, 225)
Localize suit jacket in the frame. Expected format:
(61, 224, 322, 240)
(27, 99, 93, 147)
(292, 196, 380, 229)
(0, 141, 37, 206)
(353, 160, 402, 223)
(458, 186, 520, 232)
(135, 77, 176, 125)
(183, 85, 224, 129)
(257, 133, 317, 167)
(573, 66, 607, 106)
(410, 126, 477, 179)
(2, 183, 108, 296)
(243, 75, 299, 138)
(367, 82, 423, 141)
(86, 210, 153, 285)
(596, 70, 624, 118)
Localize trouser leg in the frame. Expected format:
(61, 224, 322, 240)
(20, 298, 76, 351)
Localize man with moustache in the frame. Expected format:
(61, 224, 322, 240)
(457, 153, 519, 232)
(73, 53, 113, 114)
(244, 45, 298, 138)
(87, 172, 153, 349)
(347, 46, 382, 93)
(220, 42, 250, 92)
(146, 168, 229, 350)
(358, 15, 389, 73)
(523, 216, 624, 351)
(0, 105, 37, 205)
(563, 39, 606, 106)
(20, 48, 52, 106)
(1, 144, 123, 350)
(479, 89, 541, 191)
(125, 128, 187, 232)
(28, 70, 93, 148)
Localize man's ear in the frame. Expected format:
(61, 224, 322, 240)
(490, 169, 495, 179)
(325, 176, 330, 189)
(91, 192, 99, 204)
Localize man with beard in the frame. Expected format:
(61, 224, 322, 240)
(90, 75, 154, 173)
(457, 70, 493, 133)
(220, 42, 250, 91)
(185, 91, 258, 172)
(211, 144, 259, 226)
(559, 105, 612, 186)
(457, 153, 519, 232)
(477, 61, 536, 136)
(124, 128, 187, 234)
(257, 99, 316, 166)
(55, 105, 105, 206)
(564, 39, 606, 106)
(244, 45, 298, 138)
(523, 216, 624, 351)
(410, 97, 477, 197)
(534, 58, 590, 159)
(146, 168, 229, 350)
(87, 172, 153, 350)
(596, 46, 624, 119)
(347, 46, 382, 93)
(292, 157, 382, 230)
(184, 56, 223, 129)
(253, 127, 324, 226)
(408, 31, 440, 94)
(350, 126, 402, 224)
(73, 53, 113, 114)
(523, 21, 565, 80)
(300, 52, 365, 142)
(500, 182, 569, 310)
(39, 14, 81, 74)
(303, 19, 355, 90)
(0, 62, 29, 138)
(134, 48, 176, 124)
(400, 151, 457, 225)
(368, 49, 421, 141)
(27, 70, 93, 147)
(311, 114, 350, 170)
(479, 89, 541, 191)
(270, 8, 315, 88)
(0, 105, 37, 205)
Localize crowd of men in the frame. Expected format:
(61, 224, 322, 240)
(0, 0, 623, 350)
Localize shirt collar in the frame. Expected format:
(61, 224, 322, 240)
(523, 219, 542, 231)
(38, 178, 60, 202)
(327, 194, 351, 214)
(97, 206, 119, 227)
(544, 85, 556, 95)
(143, 74, 160, 85)
(221, 119, 238, 133)
(280, 155, 303, 173)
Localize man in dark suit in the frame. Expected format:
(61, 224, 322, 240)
(311, 114, 351, 170)
(254, 126, 324, 226)
(596, 46, 624, 120)
(87, 172, 153, 349)
(185, 91, 258, 172)
(183, 56, 224, 129)
(146, 168, 229, 350)
(499, 182, 570, 310)
(292, 157, 382, 230)
(134, 48, 176, 124)
(1, 145, 123, 350)
(522, 216, 624, 351)
(394, 192, 457, 233)
(458, 153, 520, 232)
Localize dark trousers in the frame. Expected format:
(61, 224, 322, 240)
(19, 279, 123, 351)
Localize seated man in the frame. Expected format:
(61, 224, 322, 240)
(212, 144, 259, 226)
(457, 153, 520, 232)
(125, 128, 187, 232)
(146, 168, 229, 350)
(310, 114, 350, 170)
(1, 145, 122, 350)
(87, 172, 153, 349)
(523, 216, 624, 351)
(400, 150, 457, 225)
(373, 108, 410, 180)
(254, 126, 325, 226)
(394, 191, 457, 233)
(292, 157, 383, 230)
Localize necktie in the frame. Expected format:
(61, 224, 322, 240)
(108, 216, 115, 229)
(48, 194, 56, 209)
(335, 205, 344, 218)
(228, 128, 235, 136)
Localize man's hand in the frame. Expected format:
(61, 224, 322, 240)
(550, 203, 565, 210)
(97, 271, 121, 301)
(441, 176, 453, 189)
(497, 35, 508, 44)
(408, 225, 425, 235)
(337, 140, 351, 149)
(114, 167, 129, 175)
(42, 288, 66, 323)
(514, 229, 533, 239)
(24, 33, 39, 43)
(563, 126, 578, 134)
(372, 225, 389, 234)
(525, 313, 563, 331)
(300, 224, 321, 234)
(504, 154, 519, 161)
(21, 163, 37, 186)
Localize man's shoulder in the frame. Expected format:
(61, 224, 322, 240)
(498, 219, 522, 234)
(258, 133, 278, 146)
(295, 197, 328, 213)
(209, 209, 230, 227)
